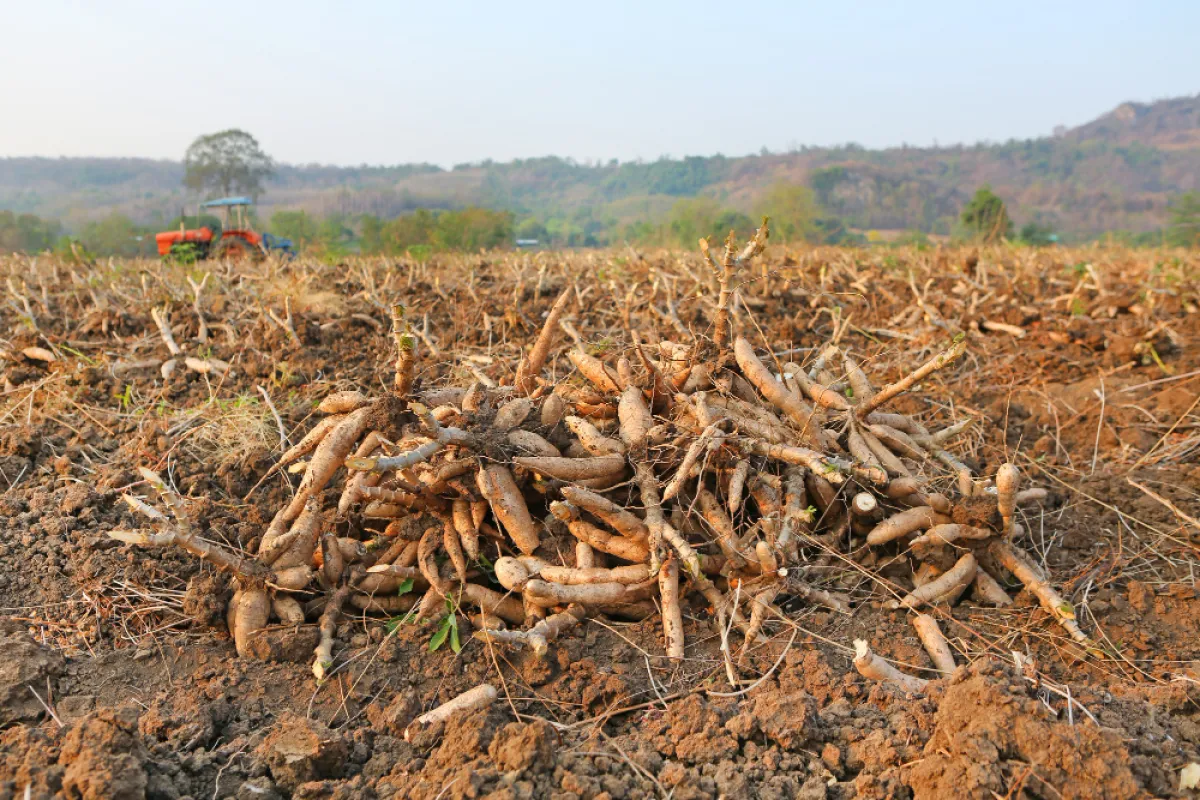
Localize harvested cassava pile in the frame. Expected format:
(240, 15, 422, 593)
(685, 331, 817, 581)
(113, 223, 1087, 689)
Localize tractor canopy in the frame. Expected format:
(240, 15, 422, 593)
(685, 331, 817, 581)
(200, 197, 255, 208)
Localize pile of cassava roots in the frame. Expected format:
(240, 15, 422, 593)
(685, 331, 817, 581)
(113, 221, 1087, 698)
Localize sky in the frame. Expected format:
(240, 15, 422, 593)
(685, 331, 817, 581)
(2, 0, 1197, 168)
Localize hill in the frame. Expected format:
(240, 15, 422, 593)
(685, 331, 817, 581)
(2, 94, 1198, 242)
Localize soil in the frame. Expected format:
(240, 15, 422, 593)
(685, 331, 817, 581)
(1, 247, 1198, 799)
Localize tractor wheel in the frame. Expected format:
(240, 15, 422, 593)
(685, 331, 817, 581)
(212, 236, 265, 261)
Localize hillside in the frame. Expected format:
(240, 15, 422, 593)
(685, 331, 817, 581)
(2, 94, 1198, 241)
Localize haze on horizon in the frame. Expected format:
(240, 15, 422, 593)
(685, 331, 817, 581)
(2, 0, 1197, 168)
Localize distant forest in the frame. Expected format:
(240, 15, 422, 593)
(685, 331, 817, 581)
(2, 94, 1199, 255)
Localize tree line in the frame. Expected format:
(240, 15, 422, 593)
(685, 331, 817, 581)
(3, 128, 1198, 256)
(5, 187, 1198, 257)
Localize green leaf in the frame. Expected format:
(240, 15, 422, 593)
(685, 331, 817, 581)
(388, 607, 419, 631)
(844, 386, 854, 398)
(476, 551, 496, 580)
(449, 620, 462, 654)
(429, 617, 451, 652)
(396, 577, 415, 596)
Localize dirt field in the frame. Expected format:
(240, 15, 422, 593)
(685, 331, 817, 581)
(0, 244, 1197, 799)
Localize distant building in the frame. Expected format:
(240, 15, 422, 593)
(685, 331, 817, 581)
(515, 239, 540, 248)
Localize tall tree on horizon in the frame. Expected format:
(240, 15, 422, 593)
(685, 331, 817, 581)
(183, 130, 275, 200)
(960, 186, 1013, 243)
(1166, 191, 1200, 247)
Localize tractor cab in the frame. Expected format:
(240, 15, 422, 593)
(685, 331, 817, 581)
(200, 196, 265, 259)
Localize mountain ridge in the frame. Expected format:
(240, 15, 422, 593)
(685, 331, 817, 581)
(2, 94, 1198, 240)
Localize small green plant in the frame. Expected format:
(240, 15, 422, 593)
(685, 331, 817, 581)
(475, 551, 496, 582)
(396, 577, 415, 596)
(168, 243, 202, 265)
(386, 607, 420, 632)
(116, 383, 134, 411)
(58, 345, 95, 366)
(587, 336, 615, 356)
(429, 597, 462, 654)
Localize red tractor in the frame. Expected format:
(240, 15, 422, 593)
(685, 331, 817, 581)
(154, 197, 293, 259)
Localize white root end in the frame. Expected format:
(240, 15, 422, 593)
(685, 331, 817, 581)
(743, 585, 780, 649)
(909, 523, 992, 554)
(515, 288, 572, 395)
(575, 541, 596, 570)
(523, 578, 635, 608)
(506, 429, 561, 457)
(728, 459, 751, 514)
(660, 557, 684, 662)
(405, 683, 498, 741)
(451, 498, 481, 561)
(477, 465, 541, 555)
(733, 337, 822, 441)
(892, 552, 977, 610)
(273, 594, 306, 625)
(617, 385, 653, 448)
(568, 349, 621, 393)
(494, 556, 532, 591)
(851, 492, 878, 518)
(990, 540, 1090, 644)
(856, 337, 968, 419)
(278, 414, 345, 468)
(911, 614, 957, 674)
(492, 397, 534, 432)
(867, 506, 954, 546)
(317, 390, 371, 414)
(971, 568, 1013, 606)
(282, 405, 373, 522)
(475, 604, 585, 658)
(1015, 488, 1048, 505)
(538, 563, 650, 586)
(663, 423, 720, 501)
(563, 416, 625, 455)
(996, 463, 1020, 537)
(513, 454, 627, 482)
(231, 589, 270, 658)
(853, 639, 928, 693)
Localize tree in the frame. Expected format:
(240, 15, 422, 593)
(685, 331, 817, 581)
(1018, 222, 1057, 246)
(79, 213, 144, 257)
(515, 217, 549, 242)
(960, 186, 1013, 243)
(360, 215, 384, 255)
(270, 210, 319, 250)
(1166, 191, 1200, 248)
(755, 182, 817, 242)
(0, 211, 61, 253)
(665, 197, 721, 248)
(183, 130, 275, 199)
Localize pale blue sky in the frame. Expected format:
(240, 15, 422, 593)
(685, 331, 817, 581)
(2, 0, 1196, 166)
